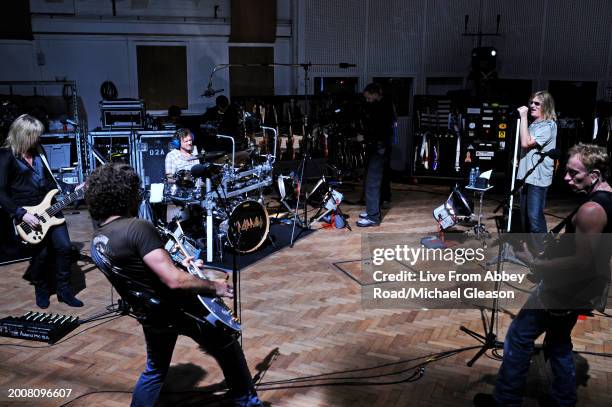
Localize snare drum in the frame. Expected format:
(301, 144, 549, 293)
(164, 169, 199, 202)
(220, 200, 269, 253)
(175, 169, 195, 188)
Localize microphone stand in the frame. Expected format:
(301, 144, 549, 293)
(289, 63, 312, 247)
(493, 152, 551, 215)
(460, 126, 552, 366)
(199, 170, 243, 330)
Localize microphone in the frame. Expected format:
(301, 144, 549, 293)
(506, 110, 520, 118)
(202, 86, 225, 98)
(535, 148, 561, 160)
(338, 63, 356, 69)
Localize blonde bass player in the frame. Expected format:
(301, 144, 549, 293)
(0, 114, 83, 309)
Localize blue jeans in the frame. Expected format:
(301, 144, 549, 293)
(27, 221, 73, 293)
(494, 294, 579, 406)
(131, 322, 258, 407)
(520, 184, 548, 253)
(365, 149, 386, 223)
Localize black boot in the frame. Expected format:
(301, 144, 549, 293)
(35, 286, 50, 309)
(57, 288, 84, 307)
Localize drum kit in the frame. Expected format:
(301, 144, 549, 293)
(156, 133, 276, 261)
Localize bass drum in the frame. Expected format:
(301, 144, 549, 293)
(221, 200, 269, 254)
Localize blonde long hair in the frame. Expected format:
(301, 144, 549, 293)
(3, 114, 45, 156)
(531, 91, 557, 121)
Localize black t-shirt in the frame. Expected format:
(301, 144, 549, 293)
(92, 217, 167, 296)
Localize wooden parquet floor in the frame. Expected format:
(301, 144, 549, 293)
(0, 184, 610, 406)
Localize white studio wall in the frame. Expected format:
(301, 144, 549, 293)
(0, 41, 38, 81)
(0, 1, 293, 130)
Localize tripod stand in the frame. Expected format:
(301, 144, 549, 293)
(459, 224, 506, 366)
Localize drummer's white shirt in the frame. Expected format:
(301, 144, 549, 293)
(164, 146, 199, 176)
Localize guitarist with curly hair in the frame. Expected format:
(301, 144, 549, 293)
(86, 163, 262, 407)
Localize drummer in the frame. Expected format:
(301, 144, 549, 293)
(164, 128, 200, 181)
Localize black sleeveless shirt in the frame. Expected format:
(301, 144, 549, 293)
(541, 190, 612, 311)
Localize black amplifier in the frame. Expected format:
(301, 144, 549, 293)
(89, 130, 136, 169)
(0, 312, 79, 344)
(100, 99, 145, 129)
(135, 130, 175, 187)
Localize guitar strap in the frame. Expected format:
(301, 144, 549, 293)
(37, 144, 63, 193)
(549, 198, 586, 234)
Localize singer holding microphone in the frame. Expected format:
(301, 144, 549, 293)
(516, 91, 557, 255)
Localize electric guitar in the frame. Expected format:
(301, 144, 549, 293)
(158, 224, 241, 333)
(15, 188, 85, 244)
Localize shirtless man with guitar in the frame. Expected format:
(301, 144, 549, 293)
(475, 143, 612, 406)
(86, 163, 262, 407)
(0, 114, 83, 309)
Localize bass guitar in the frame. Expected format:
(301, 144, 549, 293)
(158, 224, 241, 333)
(15, 188, 85, 244)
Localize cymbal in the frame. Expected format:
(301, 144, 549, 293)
(214, 150, 250, 166)
(200, 122, 218, 130)
(185, 151, 227, 162)
(202, 151, 226, 161)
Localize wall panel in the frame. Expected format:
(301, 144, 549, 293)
(367, 0, 424, 74)
(423, 0, 480, 74)
(0, 42, 37, 81)
(541, 0, 612, 79)
(482, 0, 544, 78)
(303, 0, 365, 76)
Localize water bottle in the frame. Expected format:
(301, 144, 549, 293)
(468, 168, 475, 187)
(475, 167, 480, 179)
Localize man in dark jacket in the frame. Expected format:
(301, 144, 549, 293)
(357, 83, 396, 227)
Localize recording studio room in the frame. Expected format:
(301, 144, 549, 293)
(1, 1, 612, 406)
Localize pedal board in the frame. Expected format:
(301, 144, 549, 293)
(0, 311, 80, 344)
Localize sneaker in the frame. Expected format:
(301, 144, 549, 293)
(359, 212, 368, 219)
(233, 393, 263, 407)
(356, 218, 380, 227)
(473, 393, 496, 407)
